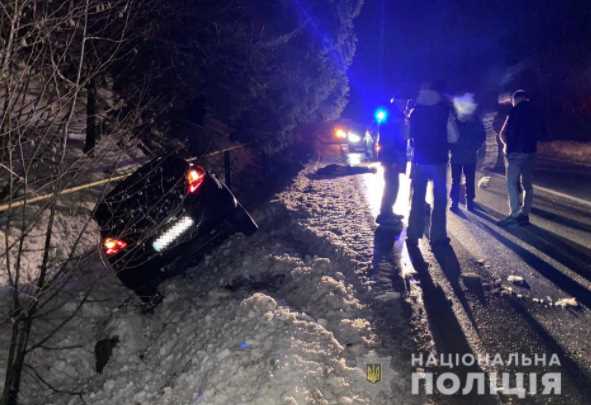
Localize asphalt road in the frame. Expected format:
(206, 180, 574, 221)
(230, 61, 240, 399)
(530, 157, 591, 202)
(341, 148, 591, 404)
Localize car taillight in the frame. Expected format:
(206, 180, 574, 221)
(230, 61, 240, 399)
(103, 238, 127, 256)
(186, 166, 206, 193)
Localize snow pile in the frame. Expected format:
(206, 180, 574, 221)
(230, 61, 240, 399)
(507, 275, 527, 287)
(2, 162, 420, 405)
(538, 141, 591, 165)
(0, 135, 147, 287)
(273, 165, 418, 401)
(0, 204, 99, 286)
(84, 285, 372, 405)
(278, 167, 377, 266)
(46, 227, 401, 405)
(554, 297, 579, 309)
(0, 256, 127, 405)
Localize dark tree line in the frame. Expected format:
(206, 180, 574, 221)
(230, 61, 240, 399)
(112, 0, 364, 156)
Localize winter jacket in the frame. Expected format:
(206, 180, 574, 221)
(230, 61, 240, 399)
(378, 115, 407, 164)
(450, 117, 486, 164)
(505, 101, 544, 154)
(409, 89, 459, 165)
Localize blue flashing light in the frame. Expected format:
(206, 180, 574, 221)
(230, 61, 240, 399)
(374, 108, 388, 124)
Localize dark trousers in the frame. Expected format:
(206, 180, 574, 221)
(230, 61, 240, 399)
(407, 163, 448, 242)
(450, 163, 476, 204)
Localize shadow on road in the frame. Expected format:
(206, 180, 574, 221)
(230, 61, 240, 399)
(530, 207, 591, 234)
(431, 244, 481, 333)
(372, 225, 399, 263)
(406, 244, 497, 404)
(473, 206, 591, 285)
(509, 297, 591, 401)
(470, 211, 591, 309)
(508, 223, 591, 279)
(370, 225, 406, 293)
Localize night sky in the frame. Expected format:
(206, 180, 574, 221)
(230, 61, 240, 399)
(345, 0, 591, 133)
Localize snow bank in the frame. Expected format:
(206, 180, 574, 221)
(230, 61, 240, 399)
(537, 140, 591, 165)
(81, 271, 378, 404)
(2, 163, 421, 405)
(34, 230, 399, 404)
(0, 134, 147, 287)
(0, 203, 99, 287)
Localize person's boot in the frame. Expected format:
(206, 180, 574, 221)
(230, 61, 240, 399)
(497, 215, 518, 227)
(466, 200, 476, 212)
(450, 200, 460, 212)
(376, 213, 403, 229)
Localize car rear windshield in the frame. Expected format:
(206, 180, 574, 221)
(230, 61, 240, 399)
(95, 154, 188, 231)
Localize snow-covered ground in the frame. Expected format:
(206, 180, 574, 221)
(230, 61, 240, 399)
(0, 136, 147, 288)
(537, 140, 591, 166)
(1, 163, 425, 405)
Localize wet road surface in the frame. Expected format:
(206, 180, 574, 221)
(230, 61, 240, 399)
(341, 148, 591, 404)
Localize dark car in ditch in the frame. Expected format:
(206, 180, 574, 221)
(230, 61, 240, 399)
(94, 153, 257, 307)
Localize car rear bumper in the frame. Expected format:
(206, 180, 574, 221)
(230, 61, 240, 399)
(99, 219, 231, 292)
(98, 177, 244, 293)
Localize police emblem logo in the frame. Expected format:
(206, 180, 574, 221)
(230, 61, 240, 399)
(367, 363, 382, 384)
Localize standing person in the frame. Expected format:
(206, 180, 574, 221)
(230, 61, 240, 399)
(497, 89, 544, 226)
(449, 110, 486, 211)
(376, 105, 408, 228)
(407, 81, 459, 247)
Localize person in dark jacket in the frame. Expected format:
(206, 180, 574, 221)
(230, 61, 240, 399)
(376, 105, 407, 227)
(449, 111, 486, 211)
(497, 89, 544, 226)
(407, 81, 459, 247)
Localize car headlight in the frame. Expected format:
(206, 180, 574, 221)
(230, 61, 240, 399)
(348, 132, 361, 143)
(334, 128, 347, 140)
